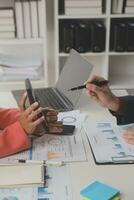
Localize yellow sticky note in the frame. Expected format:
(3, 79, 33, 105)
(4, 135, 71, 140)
(82, 198, 90, 200)
(112, 197, 120, 200)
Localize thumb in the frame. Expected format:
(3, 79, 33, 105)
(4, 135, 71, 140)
(19, 92, 27, 111)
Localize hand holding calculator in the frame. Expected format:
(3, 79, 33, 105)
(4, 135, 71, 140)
(25, 78, 75, 135)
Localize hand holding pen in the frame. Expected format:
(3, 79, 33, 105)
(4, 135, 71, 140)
(68, 80, 109, 91)
(84, 75, 120, 112)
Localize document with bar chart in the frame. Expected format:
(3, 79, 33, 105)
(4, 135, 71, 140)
(83, 121, 134, 164)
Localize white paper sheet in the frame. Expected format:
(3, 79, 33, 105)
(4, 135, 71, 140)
(83, 121, 134, 163)
(0, 110, 87, 163)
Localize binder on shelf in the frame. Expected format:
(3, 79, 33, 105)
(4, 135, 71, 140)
(90, 21, 106, 52)
(75, 22, 91, 53)
(22, 0, 32, 38)
(59, 0, 65, 15)
(113, 22, 127, 52)
(14, 0, 24, 38)
(59, 21, 75, 53)
(30, 0, 38, 38)
(37, 0, 44, 37)
(112, 0, 124, 14)
(126, 22, 134, 52)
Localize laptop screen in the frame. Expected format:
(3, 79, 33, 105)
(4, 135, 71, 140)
(56, 49, 93, 106)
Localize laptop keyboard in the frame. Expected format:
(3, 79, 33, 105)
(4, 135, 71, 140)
(34, 88, 71, 111)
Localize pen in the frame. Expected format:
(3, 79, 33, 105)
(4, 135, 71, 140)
(68, 80, 109, 91)
(18, 159, 65, 166)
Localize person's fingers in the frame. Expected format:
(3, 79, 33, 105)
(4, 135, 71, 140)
(85, 75, 105, 85)
(28, 108, 43, 121)
(19, 92, 27, 111)
(125, 139, 134, 145)
(123, 132, 134, 139)
(42, 108, 58, 116)
(49, 126, 63, 133)
(122, 132, 134, 144)
(46, 115, 58, 122)
(24, 102, 39, 117)
(32, 115, 45, 127)
(48, 121, 63, 127)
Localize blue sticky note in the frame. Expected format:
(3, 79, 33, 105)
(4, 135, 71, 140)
(80, 181, 120, 200)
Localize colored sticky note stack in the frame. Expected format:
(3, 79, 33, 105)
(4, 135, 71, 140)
(80, 181, 120, 200)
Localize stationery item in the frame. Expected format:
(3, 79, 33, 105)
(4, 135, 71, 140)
(65, 7, 102, 15)
(22, 0, 31, 38)
(80, 181, 120, 200)
(14, 0, 24, 38)
(0, 9, 14, 17)
(0, 31, 15, 38)
(83, 121, 134, 164)
(0, 165, 73, 200)
(82, 196, 120, 200)
(30, 0, 38, 37)
(18, 159, 65, 166)
(112, 0, 124, 14)
(0, 164, 45, 188)
(37, 0, 45, 37)
(65, 0, 102, 8)
(68, 80, 109, 91)
(0, 24, 15, 31)
(0, 17, 14, 25)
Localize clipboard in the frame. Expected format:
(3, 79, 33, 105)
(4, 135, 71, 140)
(84, 122, 134, 165)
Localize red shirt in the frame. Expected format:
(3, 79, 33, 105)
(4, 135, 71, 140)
(0, 108, 31, 158)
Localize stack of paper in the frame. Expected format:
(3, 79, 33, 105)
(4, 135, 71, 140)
(0, 54, 43, 81)
(0, 8, 15, 38)
(80, 181, 120, 200)
(125, 0, 134, 14)
(65, 0, 102, 15)
(0, 164, 45, 188)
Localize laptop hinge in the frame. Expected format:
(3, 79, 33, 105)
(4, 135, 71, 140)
(54, 88, 74, 109)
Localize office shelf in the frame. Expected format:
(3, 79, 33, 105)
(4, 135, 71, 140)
(0, 0, 48, 91)
(54, 0, 134, 89)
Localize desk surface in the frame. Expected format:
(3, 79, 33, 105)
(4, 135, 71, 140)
(70, 89, 134, 200)
(0, 90, 134, 199)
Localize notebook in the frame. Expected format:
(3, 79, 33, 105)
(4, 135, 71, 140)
(12, 49, 93, 111)
(0, 164, 45, 188)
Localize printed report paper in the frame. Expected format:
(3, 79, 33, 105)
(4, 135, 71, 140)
(83, 121, 134, 164)
(0, 110, 87, 163)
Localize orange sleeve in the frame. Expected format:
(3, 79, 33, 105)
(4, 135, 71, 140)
(0, 108, 31, 158)
(0, 108, 21, 129)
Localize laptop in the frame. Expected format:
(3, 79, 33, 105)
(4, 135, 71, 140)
(12, 49, 93, 111)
